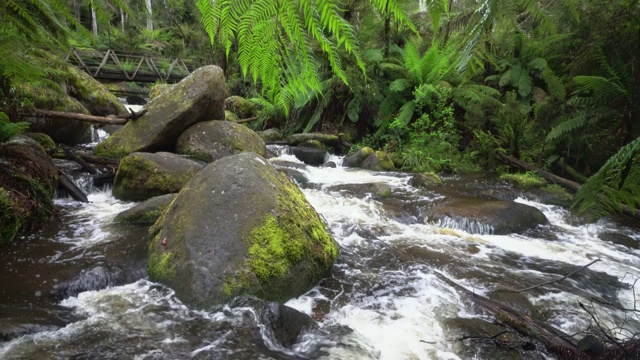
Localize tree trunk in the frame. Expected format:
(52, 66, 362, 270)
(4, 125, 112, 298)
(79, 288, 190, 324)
(91, 2, 98, 36)
(22, 109, 129, 125)
(120, 7, 126, 33)
(146, 0, 153, 31)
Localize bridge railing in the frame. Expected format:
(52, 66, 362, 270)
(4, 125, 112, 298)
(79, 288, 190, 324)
(66, 48, 195, 83)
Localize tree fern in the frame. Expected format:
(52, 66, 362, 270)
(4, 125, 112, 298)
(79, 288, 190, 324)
(545, 113, 586, 142)
(573, 136, 640, 219)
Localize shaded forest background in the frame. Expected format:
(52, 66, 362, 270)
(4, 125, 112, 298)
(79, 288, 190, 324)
(1, 0, 640, 220)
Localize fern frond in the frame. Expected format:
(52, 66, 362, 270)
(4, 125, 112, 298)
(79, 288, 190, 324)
(546, 113, 586, 142)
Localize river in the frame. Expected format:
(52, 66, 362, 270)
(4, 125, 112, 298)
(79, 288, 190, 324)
(1, 150, 639, 359)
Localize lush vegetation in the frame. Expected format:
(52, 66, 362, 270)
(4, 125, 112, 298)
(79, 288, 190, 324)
(1, 0, 639, 220)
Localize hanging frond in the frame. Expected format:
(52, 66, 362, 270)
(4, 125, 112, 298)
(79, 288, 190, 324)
(574, 136, 640, 219)
(546, 113, 586, 142)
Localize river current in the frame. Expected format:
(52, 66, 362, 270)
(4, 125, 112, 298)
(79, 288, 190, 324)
(1, 151, 639, 359)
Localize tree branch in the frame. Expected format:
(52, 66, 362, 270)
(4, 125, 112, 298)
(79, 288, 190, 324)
(511, 259, 601, 293)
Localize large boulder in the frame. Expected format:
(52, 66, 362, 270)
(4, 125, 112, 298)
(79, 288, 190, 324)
(66, 66, 127, 116)
(148, 83, 172, 100)
(0, 135, 58, 244)
(94, 65, 226, 158)
(225, 96, 255, 119)
(343, 147, 395, 171)
(18, 83, 93, 145)
(112, 152, 204, 201)
(289, 147, 328, 166)
(424, 198, 548, 235)
(287, 133, 339, 148)
(176, 120, 266, 163)
(147, 152, 339, 308)
(114, 193, 177, 224)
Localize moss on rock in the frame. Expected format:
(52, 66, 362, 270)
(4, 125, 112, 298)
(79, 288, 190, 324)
(113, 152, 204, 201)
(66, 66, 127, 116)
(24, 133, 56, 152)
(148, 152, 338, 308)
(225, 95, 255, 119)
(149, 83, 173, 99)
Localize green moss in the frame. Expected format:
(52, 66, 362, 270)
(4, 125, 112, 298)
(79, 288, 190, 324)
(500, 172, 547, 188)
(0, 188, 25, 244)
(149, 83, 172, 99)
(25, 133, 56, 152)
(375, 150, 396, 171)
(225, 110, 239, 122)
(148, 245, 176, 282)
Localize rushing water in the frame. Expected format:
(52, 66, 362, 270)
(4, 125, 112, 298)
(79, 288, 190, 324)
(1, 151, 640, 359)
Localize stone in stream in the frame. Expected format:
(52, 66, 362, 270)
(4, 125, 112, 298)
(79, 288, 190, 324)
(147, 152, 339, 308)
(424, 198, 548, 235)
(289, 146, 328, 166)
(112, 152, 204, 201)
(343, 146, 395, 171)
(114, 193, 178, 224)
(94, 65, 226, 158)
(0, 135, 58, 244)
(225, 95, 255, 119)
(175, 120, 266, 163)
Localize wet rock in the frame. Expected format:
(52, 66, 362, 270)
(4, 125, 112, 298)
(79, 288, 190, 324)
(0, 305, 79, 341)
(327, 183, 392, 199)
(298, 139, 325, 149)
(0, 135, 58, 244)
(410, 172, 443, 188)
(148, 153, 339, 308)
(322, 161, 337, 168)
(343, 147, 395, 171)
(599, 231, 640, 250)
(258, 128, 283, 142)
(125, 95, 147, 106)
(487, 289, 545, 320)
(525, 186, 575, 208)
(425, 198, 548, 235)
(114, 193, 178, 224)
(24, 132, 56, 152)
(94, 65, 226, 158)
(176, 120, 266, 163)
(290, 146, 328, 166)
(225, 95, 255, 119)
(231, 296, 318, 348)
(112, 152, 204, 201)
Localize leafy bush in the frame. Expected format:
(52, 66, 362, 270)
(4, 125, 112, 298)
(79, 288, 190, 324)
(0, 112, 29, 142)
(500, 171, 547, 187)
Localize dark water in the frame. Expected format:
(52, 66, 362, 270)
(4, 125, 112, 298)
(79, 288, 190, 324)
(1, 155, 640, 359)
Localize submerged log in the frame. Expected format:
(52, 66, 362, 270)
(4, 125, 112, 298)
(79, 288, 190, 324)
(57, 170, 88, 203)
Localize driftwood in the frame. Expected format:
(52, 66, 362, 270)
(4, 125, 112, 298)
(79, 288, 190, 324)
(57, 170, 88, 203)
(496, 152, 640, 220)
(20, 108, 147, 125)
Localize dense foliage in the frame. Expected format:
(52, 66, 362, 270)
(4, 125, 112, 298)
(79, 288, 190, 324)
(1, 0, 639, 219)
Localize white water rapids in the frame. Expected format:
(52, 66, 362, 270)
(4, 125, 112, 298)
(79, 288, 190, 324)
(1, 153, 639, 359)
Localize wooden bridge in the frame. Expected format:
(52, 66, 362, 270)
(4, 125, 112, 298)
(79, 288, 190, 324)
(66, 48, 193, 83)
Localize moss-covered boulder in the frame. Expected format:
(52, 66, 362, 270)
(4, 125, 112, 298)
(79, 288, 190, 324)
(224, 110, 239, 122)
(112, 152, 204, 201)
(424, 198, 548, 235)
(225, 96, 255, 119)
(66, 67, 127, 116)
(410, 172, 443, 188)
(94, 65, 226, 158)
(24, 133, 56, 152)
(257, 128, 283, 142)
(147, 152, 339, 308)
(176, 120, 266, 163)
(343, 147, 395, 171)
(114, 193, 177, 224)
(0, 135, 58, 244)
(149, 83, 173, 99)
(18, 84, 93, 145)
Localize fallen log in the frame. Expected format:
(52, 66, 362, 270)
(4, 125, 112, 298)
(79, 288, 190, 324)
(19, 108, 147, 125)
(57, 170, 88, 203)
(60, 145, 99, 175)
(496, 152, 640, 220)
(436, 272, 590, 359)
(235, 116, 258, 124)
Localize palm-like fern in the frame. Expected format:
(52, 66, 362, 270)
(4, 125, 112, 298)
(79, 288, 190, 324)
(573, 136, 640, 219)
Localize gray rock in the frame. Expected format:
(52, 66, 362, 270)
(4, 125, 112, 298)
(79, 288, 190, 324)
(112, 152, 204, 201)
(343, 147, 395, 171)
(225, 96, 255, 119)
(176, 120, 266, 163)
(425, 198, 548, 235)
(290, 146, 327, 166)
(114, 194, 177, 224)
(147, 153, 339, 308)
(258, 128, 283, 142)
(94, 65, 226, 158)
